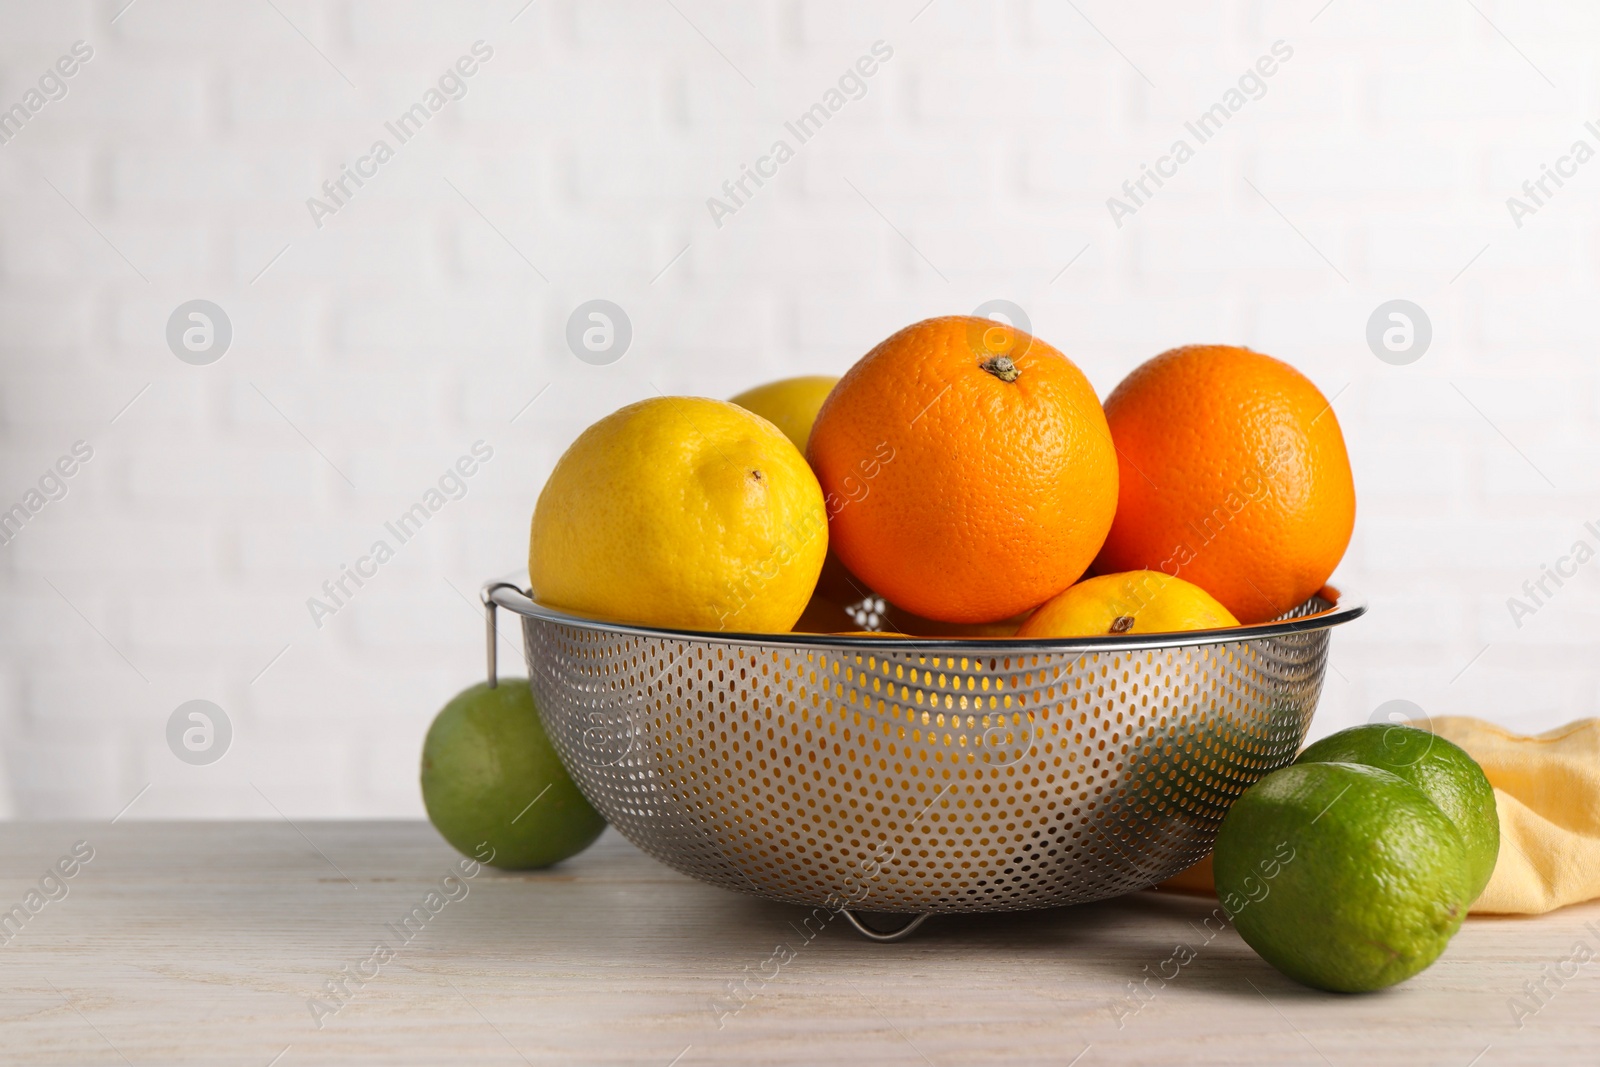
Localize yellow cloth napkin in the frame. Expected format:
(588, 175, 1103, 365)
(1428, 716, 1600, 915)
(1157, 717, 1600, 916)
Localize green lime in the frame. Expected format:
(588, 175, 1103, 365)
(1213, 761, 1471, 993)
(1296, 724, 1498, 900)
(421, 680, 606, 870)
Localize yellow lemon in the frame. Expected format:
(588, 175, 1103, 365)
(728, 375, 839, 453)
(730, 376, 850, 604)
(529, 397, 827, 633)
(1016, 570, 1239, 638)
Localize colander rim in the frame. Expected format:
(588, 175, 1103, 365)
(483, 582, 1365, 654)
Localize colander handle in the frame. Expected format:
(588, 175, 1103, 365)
(838, 910, 930, 943)
(480, 582, 525, 689)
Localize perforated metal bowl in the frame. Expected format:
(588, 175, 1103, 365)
(483, 583, 1362, 933)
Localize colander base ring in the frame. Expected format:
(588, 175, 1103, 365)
(839, 910, 931, 942)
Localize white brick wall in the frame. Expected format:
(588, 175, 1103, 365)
(1, 0, 1597, 819)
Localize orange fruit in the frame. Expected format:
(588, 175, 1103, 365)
(807, 315, 1119, 623)
(1017, 570, 1238, 638)
(1093, 345, 1355, 624)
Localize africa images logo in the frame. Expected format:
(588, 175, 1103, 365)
(705, 41, 894, 228)
(1105, 40, 1294, 227)
(305, 41, 494, 228)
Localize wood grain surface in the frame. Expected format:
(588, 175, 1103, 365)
(0, 822, 1595, 1065)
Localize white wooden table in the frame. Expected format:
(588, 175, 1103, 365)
(1, 822, 1595, 1065)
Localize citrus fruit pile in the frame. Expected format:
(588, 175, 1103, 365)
(1214, 723, 1499, 992)
(417, 316, 1369, 902)
(528, 316, 1357, 639)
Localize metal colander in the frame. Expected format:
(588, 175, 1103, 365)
(483, 583, 1363, 935)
